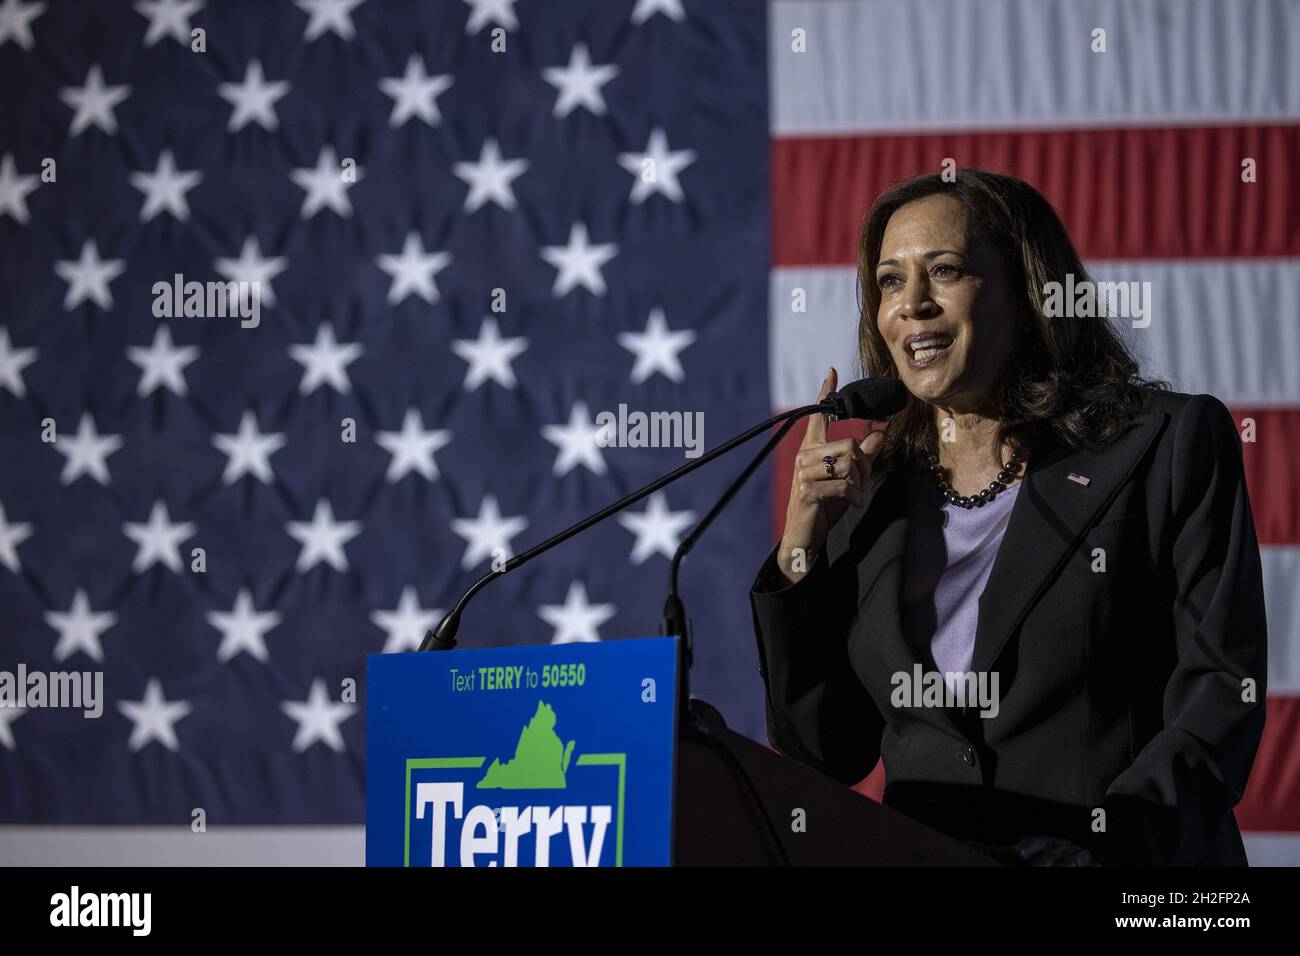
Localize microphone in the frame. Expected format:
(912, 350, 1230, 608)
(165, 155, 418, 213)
(417, 377, 904, 652)
(829, 376, 909, 422)
(661, 377, 906, 646)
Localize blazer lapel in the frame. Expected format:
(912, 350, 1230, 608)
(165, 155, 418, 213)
(825, 466, 903, 589)
(829, 468, 923, 674)
(968, 409, 1168, 675)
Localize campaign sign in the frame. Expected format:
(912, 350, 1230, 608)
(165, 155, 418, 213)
(365, 637, 680, 867)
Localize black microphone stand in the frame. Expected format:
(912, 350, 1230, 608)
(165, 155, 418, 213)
(660, 414, 806, 866)
(417, 400, 833, 653)
(661, 416, 799, 665)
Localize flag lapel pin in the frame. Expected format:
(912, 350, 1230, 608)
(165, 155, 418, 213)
(1066, 473, 1091, 486)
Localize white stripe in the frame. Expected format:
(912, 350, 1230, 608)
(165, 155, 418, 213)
(769, 266, 866, 411)
(771, 0, 1300, 135)
(0, 826, 363, 866)
(1244, 832, 1300, 866)
(770, 261, 1300, 409)
(1263, 548, 1300, 694)
(1102, 260, 1300, 407)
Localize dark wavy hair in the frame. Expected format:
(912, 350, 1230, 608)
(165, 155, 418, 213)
(856, 169, 1169, 476)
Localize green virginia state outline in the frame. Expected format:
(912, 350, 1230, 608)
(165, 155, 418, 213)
(477, 700, 575, 789)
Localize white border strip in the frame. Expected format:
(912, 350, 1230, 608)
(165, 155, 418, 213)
(0, 825, 1292, 866)
(0, 826, 364, 867)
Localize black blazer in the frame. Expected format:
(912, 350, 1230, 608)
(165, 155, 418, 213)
(751, 389, 1268, 865)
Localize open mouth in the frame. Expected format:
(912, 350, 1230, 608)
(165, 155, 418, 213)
(905, 334, 954, 369)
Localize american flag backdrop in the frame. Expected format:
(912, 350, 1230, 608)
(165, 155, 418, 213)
(0, 0, 1296, 866)
(0, 0, 772, 857)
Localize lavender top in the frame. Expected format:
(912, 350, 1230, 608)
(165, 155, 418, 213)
(900, 473, 1021, 684)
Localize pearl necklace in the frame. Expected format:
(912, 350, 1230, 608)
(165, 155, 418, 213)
(925, 451, 1024, 509)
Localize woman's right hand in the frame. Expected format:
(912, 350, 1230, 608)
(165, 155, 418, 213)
(777, 367, 887, 583)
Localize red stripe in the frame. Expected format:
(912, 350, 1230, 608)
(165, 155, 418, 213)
(853, 763, 885, 802)
(1231, 695, 1300, 832)
(1237, 407, 1300, 547)
(771, 408, 1300, 547)
(772, 124, 1300, 266)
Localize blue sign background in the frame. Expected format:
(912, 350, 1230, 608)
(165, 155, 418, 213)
(366, 637, 679, 866)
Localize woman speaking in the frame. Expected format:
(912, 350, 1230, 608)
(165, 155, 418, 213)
(751, 170, 1268, 866)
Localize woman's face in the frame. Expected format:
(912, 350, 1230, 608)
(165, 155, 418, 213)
(874, 194, 1019, 414)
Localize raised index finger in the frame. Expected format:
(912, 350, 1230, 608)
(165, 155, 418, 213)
(801, 366, 837, 449)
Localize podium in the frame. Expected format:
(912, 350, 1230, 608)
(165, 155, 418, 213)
(365, 636, 994, 867)
(676, 710, 993, 865)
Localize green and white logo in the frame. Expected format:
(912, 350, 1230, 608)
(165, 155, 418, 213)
(403, 701, 627, 867)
